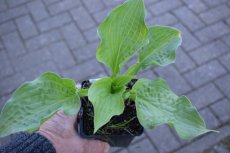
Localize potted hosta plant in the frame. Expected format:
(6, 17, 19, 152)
(0, 0, 212, 147)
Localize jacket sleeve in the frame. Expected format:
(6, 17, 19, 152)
(0, 132, 56, 153)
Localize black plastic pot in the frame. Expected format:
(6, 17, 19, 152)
(74, 79, 144, 147)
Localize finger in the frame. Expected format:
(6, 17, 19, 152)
(54, 111, 78, 127)
(87, 140, 110, 153)
(103, 143, 110, 153)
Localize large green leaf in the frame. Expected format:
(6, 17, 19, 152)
(0, 72, 80, 137)
(126, 26, 182, 75)
(97, 0, 148, 77)
(88, 77, 125, 133)
(131, 78, 211, 139)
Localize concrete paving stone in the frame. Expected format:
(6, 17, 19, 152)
(120, 65, 129, 75)
(184, 60, 226, 87)
(0, 21, 16, 35)
(131, 133, 147, 144)
(71, 6, 96, 30)
(213, 143, 229, 153)
(149, 0, 182, 16)
(2, 31, 27, 59)
(73, 41, 98, 62)
(0, 5, 28, 23)
(204, 148, 216, 153)
(200, 108, 220, 129)
(128, 138, 157, 153)
(144, 0, 159, 5)
(48, 0, 81, 15)
(195, 21, 230, 43)
(60, 23, 86, 50)
(0, 73, 25, 97)
(37, 12, 72, 32)
(25, 29, 62, 51)
(145, 7, 153, 21)
(219, 52, 230, 71)
(174, 6, 205, 31)
(102, 0, 123, 7)
(222, 34, 230, 48)
(0, 0, 7, 12)
(92, 8, 112, 24)
(61, 58, 104, 82)
(83, 26, 100, 42)
(7, 0, 28, 8)
(173, 23, 201, 51)
(0, 94, 10, 112)
(137, 70, 157, 80)
(211, 99, 230, 123)
(226, 17, 230, 26)
(125, 54, 138, 68)
(109, 147, 123, 153)
(82, 0, 105, 13)
(89, 71, 108, 80)
(0, 51, 14, 79)
(155, 65, 192, 94)
(117, 149, 129, 153)
(145, 125, 181, 153)
(187, 83, 223, 110)
(27, 0, 49, 22)
(11, 47, 52, 72)
(48, 41, 76, 70)
(15, 15, 39, 39)
(146, 13, 178, 26)
(175, 48, 196, 73)
(203, 0, 227, 7)
(0, 41, 3, 50)
(189, 40, 228, 65)
(21, 61, 59, 81)
(215, 74, 230, 99)
(0, 0, 230, 150)
(42, 0, 60, 5)
(200, 5, 230, 25)
(176, 125, 230, 153)
(182, 0, 208, 14)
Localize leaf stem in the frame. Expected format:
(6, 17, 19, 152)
(125, 63, 142, 75)
(129, 93, 136, 101)
(123, 91, 136, 101)
(78, 88, 88, 97)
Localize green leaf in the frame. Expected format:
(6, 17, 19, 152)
(131, 78, 211, 139)
(140, 26, 182, 68)
(112, 75, 134, 92)
(97, 0, 148, 77)
(0, 72, 80, 137)
(126, 26, 182, 75)
(88, 77, 125, 133)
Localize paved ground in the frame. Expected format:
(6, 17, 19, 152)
(0, 0, 230, 152)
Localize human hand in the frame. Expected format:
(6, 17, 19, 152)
(39, 111, 110, 153)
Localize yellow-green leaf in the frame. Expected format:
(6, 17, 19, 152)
(97, 0, 148, 77)
(88, 77, 125, 133)
(0, 72, 80, 137)
(131, 78, 211, 139)
(126, 26, 182, 75)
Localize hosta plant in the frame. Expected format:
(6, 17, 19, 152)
(0, 0, 212, 144)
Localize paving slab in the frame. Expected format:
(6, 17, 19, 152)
(0, 0, 230, 152)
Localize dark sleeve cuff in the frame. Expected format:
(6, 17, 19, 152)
(0, 132, 56, 153)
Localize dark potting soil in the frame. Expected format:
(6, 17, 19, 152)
(81, 80, 143, 135)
